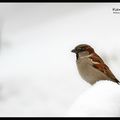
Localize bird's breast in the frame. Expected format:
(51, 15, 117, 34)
(76, 58, 109, 84)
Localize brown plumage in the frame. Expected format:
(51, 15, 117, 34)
(71, 44, 119, 85)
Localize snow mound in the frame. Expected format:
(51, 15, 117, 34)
(67, 80, 120, 117)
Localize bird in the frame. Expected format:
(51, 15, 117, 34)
(71, 44, 119, 85)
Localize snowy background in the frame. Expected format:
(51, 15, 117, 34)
(0, 3, 120, 117)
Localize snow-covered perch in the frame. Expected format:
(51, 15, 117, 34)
(66, 80, 120, 117)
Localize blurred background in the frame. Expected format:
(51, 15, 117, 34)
(0, 3, 120, 117)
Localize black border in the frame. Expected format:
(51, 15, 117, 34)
(0, 1, 120, 3)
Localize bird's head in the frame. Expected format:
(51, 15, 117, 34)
(71, 44, 94, 59)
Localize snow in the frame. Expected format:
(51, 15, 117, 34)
(0, 3, 120, 117)
(67, 80, 120, 117)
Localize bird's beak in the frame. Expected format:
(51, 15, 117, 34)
(71, 49, 76, 53)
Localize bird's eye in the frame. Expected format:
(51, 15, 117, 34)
(79, 47, 85, 51)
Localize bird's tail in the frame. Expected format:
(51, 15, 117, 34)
(116, 80, 120, 85)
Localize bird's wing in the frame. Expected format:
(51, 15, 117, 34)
(93, 63, 116, 80)
(90, 53, 119, 82)
(90, 53, 105, 64)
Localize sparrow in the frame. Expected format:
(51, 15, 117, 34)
(71, 44, 119, 85)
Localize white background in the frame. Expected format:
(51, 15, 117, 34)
(0, 3, 120, 117)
